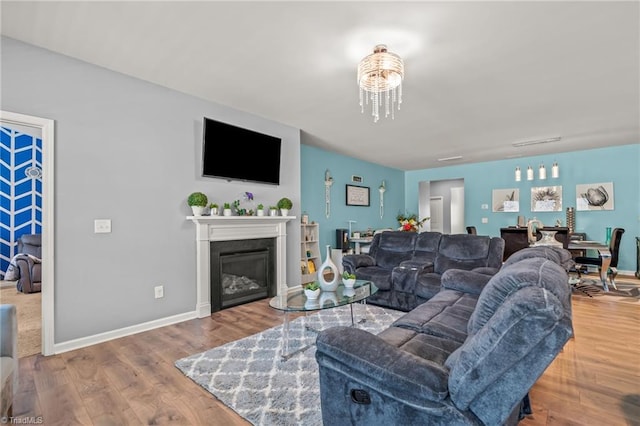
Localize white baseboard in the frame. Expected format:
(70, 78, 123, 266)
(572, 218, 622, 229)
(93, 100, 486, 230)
(52, 310, 198, 355)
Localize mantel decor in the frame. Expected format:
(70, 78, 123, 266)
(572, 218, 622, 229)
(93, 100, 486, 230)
(346, 184, 370, 207)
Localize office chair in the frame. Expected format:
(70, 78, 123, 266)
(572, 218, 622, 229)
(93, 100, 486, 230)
(574, 227, 625, 290)
(466, 226, 477, 235)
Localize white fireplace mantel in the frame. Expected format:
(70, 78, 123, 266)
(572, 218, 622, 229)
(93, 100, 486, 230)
(188, 215, 295, 317)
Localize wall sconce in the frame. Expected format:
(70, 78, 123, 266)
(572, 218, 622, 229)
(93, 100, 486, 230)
(378, 180, 386, 219)
(515, 167, 521, 182)
(551, 162, 559, 178)
(538, 163, 547, 180)
(526, 166, 534, 181)
(324, 169, 333, 219)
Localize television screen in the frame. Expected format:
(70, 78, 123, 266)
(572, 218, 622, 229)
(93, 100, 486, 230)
(202, 117, 282, 185)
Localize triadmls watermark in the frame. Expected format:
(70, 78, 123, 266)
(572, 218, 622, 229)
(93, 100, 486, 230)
(1, 416, 44, 424)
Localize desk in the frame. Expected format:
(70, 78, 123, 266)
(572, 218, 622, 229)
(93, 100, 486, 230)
(567, 241, 612, 291)
(350, 237, 373, 254)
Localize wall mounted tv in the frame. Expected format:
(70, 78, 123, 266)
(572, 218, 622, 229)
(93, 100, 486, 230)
(202, 117, 282, 185)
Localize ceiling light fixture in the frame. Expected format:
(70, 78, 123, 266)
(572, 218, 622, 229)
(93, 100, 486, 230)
(358, 44, 404, 123)
(512, 136, 562, 147)
(437, 156, 463, 162)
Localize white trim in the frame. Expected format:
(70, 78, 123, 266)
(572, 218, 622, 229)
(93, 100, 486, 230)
(0, 110, 55, 356)
(53, 311, 198, 355)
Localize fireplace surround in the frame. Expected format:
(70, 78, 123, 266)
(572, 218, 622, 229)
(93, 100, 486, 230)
(188, 216, 294, 317)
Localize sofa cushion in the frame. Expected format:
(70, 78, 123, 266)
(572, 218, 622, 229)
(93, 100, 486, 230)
(412, 232, 441, 264)
(378, 326, 460, 367)
(373, 231, 417, 270)
(434, 235, 497, 274)
(467, 257, 571, 335)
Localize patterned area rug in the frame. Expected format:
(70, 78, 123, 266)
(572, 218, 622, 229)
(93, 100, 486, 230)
(175, 304, 403, 425)
(570, 275, 640, 300)
(0, 285, 41, 357)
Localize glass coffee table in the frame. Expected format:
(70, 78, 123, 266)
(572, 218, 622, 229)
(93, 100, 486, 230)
(269, 280, 378, 361)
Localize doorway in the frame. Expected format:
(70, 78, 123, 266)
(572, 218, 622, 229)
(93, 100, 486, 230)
(419, 178, 465, 234)
(0, 111, 55, 356)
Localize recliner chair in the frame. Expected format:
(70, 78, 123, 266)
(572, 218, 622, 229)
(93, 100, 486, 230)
(574, 227, 625, 289)
(14, 234, 42, 293)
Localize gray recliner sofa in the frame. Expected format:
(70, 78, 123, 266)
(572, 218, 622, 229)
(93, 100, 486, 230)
(315, 247, 574, 425)
(15, 234, 42, 293)
(342, 231, 504, 311)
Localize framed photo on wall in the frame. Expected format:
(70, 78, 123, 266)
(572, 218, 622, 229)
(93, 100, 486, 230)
(576, 182, 614, 211)
(492, 188, 520, 212)
(531, 186, 563, 212)
(346, 184, 370, 206)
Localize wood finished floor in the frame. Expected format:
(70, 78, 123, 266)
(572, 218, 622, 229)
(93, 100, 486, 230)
(12, 278, 640, 426)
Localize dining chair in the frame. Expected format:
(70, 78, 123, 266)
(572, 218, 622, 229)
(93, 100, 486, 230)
(574, 227, 625, 289)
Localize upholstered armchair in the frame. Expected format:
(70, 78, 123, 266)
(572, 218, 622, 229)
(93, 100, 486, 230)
(1, 304, 17, 418)
(15, 233, 42, 293)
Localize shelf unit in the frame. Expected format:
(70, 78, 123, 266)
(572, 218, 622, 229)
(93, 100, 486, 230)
(301, 223, 321, 284)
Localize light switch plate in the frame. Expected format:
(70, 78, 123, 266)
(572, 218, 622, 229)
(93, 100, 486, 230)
(481, 217, 488, 224)
(94, 219, 111, 233)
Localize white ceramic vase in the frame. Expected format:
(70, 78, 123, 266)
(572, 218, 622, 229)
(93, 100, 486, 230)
(223, 208, 232, 217)
(269, 209, 278, 217)
(256, 209, 264, 216)
(318, 245, 339, 292)
(280, 209, 289, 216)
(343, 278, 356, 288)
(191, 206, 205, 216)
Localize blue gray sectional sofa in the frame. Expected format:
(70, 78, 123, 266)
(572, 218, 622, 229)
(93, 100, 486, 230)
(316, 246, 574, 425)
(342, 231, 504, 311)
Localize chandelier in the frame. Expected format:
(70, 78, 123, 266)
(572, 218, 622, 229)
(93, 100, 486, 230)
(357, 44, 404, 122)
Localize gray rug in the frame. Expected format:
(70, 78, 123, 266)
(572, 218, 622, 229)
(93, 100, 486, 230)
(175, 304, 404, 425)
(571, 276, 640, 298)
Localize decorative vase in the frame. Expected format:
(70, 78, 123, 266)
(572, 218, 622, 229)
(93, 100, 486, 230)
(319, 290, 338, 307)
(318, 245, 339, 291)
(269, 209, 278, 217)
(191, 206, 205, 216)
(210, 207, 218, 216)
(532, 230, 563, 247)
(223, 208, 232, 217)
(280, 209, 289, 217)
(256, 209, 264, 217)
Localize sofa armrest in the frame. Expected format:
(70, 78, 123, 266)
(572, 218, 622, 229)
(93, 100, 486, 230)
(440, 269, 493, 295)
(14, 255, 37, 293)
(470, 266, 500, 276)
(342, 254, 375, 274)
(315, 326, 449, 405)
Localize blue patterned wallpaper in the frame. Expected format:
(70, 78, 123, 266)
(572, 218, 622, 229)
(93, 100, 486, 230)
(0, 126, 42, 277)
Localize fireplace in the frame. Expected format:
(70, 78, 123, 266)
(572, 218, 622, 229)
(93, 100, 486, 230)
(188, 216, 294, 318)
(210, 238, 276, 312)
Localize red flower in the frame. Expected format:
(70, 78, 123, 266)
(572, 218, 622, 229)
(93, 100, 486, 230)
(403, 223, 412, 231)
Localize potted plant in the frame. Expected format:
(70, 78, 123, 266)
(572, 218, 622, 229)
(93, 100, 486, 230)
(223, 202, 232, 216)
(269, 206, 278, 216)
(187, 192, 208, 216)
(342, 271, 356, 288)
(209, 203, 219, 216)
(277, 197, 293, 216)
(303, 281, 320, 300)
(256, 203, 265, 216)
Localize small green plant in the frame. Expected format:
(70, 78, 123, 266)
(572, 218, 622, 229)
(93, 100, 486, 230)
(304, 282, 320, 291)
(187, 192, 208, 207)
(257, 203, 264, 210)
(223, 202, 231, 209)
(209, 203, 218, 209)
(269, 205, 278, 210)
(342, 271, 356, 280)
(277, 197, 293, 210)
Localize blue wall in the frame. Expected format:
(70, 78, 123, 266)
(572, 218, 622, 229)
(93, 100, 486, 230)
(301, 143, 639, 272)
(300, 144, 404, 251)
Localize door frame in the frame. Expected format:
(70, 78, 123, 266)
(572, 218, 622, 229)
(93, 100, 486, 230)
(1, 110, 55, 356)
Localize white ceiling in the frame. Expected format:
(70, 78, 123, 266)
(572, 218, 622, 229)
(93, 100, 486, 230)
(2, 1, 638, 171)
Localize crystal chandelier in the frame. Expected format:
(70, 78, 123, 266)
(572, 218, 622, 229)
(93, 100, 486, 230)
(357, 44, 404, 122)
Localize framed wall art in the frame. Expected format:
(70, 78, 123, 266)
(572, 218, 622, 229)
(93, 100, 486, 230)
(531, 186, 563, 212)
(346, 184, 370, 206)
(492, 188, 520, 212)
(576, 182, 614, 211)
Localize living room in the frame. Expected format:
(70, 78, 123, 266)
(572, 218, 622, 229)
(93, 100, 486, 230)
(1, 1, 638, 424)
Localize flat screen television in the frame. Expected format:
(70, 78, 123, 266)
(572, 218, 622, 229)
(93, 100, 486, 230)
(202, 117, 282, 185)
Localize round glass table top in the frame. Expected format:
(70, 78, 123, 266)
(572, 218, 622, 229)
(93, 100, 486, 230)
(269, 280, 378, 312)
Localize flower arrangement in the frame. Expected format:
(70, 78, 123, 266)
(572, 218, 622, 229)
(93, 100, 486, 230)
(396, 212, 429, 232)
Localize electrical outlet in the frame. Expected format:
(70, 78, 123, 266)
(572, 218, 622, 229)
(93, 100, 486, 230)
(154, 285, 164, 299)
(481, 204, 489, 210)
(94, 219, 111, 233)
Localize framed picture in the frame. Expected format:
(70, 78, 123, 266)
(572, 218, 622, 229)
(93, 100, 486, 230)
(346, 184, 370, 206)
(531, 186, 563, 212)
(576, 182, 614, 211)
(492, 188, 520, 212)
